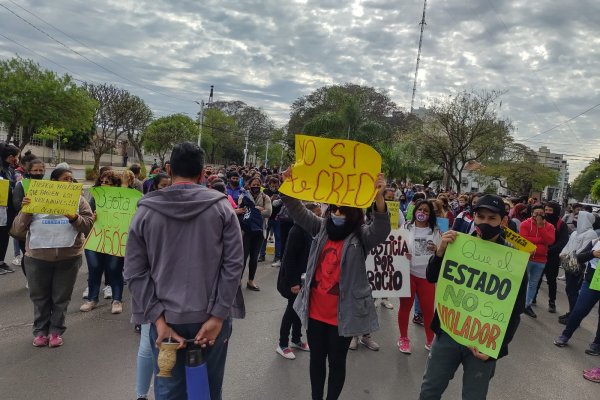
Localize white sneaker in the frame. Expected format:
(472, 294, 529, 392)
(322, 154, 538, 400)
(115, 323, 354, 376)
(276, 346, 296, 360)
(380, 299, 394, 309)
(12, 255, 22, 266)
(103, 285, 112, 299)
(82, 287, 89, 299)
(349, 336, 358, 350)
(271, 261, 281, 268)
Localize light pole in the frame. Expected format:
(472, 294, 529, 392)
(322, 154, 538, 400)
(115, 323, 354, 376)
(194, 100, 204, 148)
(243, 128, 249, 166)
(264, 139, 269, 167)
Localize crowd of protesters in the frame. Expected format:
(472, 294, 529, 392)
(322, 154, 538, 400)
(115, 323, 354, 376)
(1, 140, 599, 400)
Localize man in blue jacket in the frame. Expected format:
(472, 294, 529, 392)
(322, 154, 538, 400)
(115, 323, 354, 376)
(125, 142, 245, 400)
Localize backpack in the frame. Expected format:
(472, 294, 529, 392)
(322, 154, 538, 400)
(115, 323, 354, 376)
(238, 193, 264, 233)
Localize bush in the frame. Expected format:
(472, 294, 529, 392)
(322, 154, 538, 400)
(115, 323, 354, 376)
(85, 166, 97, 181)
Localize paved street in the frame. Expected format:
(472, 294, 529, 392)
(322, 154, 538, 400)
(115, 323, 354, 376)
(0, 247, 598, 400)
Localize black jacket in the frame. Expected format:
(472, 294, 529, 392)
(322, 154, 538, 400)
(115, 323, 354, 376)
(426, 234, 527, 360)
(277, 223, 312, 299)
(547, 219, 570, 268)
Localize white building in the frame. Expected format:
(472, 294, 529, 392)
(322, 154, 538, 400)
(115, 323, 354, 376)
(536, 146, 569, 202)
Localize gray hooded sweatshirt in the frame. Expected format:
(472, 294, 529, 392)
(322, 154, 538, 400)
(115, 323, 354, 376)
(124, 183, 245, 325)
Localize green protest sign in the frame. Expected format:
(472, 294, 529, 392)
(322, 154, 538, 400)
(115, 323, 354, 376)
(435, 232, 529, 359)
(84, 187, 142, 257)
(590, 267, 600, 292)
(22, 178, 31, 195)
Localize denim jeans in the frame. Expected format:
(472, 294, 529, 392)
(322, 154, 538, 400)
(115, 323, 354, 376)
(136, 324, 154, 398)
(149, 317, 232, 400)
(84, 250, 124, 302)
(565, 272, 583, 313)
(419, 333, 496, 400)
(562, 280, 600, 344)
(260, 219, 281, 259)
(525, 261, 545, 307)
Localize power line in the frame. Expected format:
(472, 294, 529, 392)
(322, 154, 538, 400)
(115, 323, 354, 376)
(5, 0, 203, 98)
(520, 102, 600, 142)
(0, 2, 196, 103)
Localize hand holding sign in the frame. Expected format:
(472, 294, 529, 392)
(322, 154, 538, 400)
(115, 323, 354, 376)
(279, 135, 382, 207)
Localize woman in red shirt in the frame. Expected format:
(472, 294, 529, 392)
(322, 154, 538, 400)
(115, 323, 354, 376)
(281, 169, 390, 400)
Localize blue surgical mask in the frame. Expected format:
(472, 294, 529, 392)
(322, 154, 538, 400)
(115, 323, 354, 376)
(331, 214, 346, 226)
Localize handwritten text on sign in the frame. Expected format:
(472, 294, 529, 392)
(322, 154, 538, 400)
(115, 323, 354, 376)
(435, 233, 528, 359)
(366, 228, 411, 298)
(0, 179, 9, 207)
(84, 187, 142, 257)
(279, 135, 382, 207)
(21, 180, 82, 215)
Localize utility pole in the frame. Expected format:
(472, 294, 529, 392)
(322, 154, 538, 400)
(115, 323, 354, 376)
(264, 140, 269, 167)
(243, 128, 249, 166)
(195, 85, 214, 148)
(410, 0, 427, 114)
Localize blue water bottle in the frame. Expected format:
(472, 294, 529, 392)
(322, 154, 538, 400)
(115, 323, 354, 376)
(185, 346, 211, 400)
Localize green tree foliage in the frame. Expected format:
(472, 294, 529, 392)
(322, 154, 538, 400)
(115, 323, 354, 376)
(289, 84, 397, 146)
(143, 114, 199, 165)
(421, 90, 513, 190)
(0, 56, 96, 149)
(480, 144, 559, 195)
(201, 108, 240, 164)
(591, 179, 600, 201)
(571, 158, 600, 200)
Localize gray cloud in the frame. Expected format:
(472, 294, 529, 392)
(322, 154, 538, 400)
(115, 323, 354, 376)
(1, 0, 599, 177)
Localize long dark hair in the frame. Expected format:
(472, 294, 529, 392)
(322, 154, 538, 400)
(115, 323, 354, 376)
(326, 205, 364, 232)
(0, 142, 19, 164)
(50, 168, 72, 181)
(410, 199, 438, 231)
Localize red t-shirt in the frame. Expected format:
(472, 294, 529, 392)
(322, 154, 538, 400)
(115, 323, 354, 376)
(309, 240, 344, 326)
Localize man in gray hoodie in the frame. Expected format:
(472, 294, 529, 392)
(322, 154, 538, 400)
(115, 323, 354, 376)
(124, 142, 245, 400)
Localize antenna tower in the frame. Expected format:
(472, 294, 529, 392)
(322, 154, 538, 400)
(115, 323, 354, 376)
(410, 0, 427, 114)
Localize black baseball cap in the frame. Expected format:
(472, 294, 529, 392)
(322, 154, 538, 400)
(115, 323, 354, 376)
(473, 194, 506, 217)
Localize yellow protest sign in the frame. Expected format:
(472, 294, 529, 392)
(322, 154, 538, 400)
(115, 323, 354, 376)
(0, 179, 9, 207)
(279, 134, 382, 207)
(386, 201, 400, 229)
(21, 180, 83, 215)
(503, 227, 537, 254)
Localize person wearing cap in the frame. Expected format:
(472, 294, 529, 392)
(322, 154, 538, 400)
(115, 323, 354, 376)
(519, 204, 555, 318)
(419, 194, 527, 400)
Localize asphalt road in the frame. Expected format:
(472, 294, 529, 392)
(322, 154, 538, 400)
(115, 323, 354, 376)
(0, 248, 598, 400)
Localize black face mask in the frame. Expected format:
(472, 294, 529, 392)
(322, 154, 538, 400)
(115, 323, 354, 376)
(230, 180, 239, 187)
(545, 213, 559, 225)
(250, 187, 261, 195)
(475, 223, 503, 240)
(28, 174, 44, 180)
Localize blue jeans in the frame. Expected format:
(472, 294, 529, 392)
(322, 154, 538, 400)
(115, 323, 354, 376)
(149, 318, 232, 400)
(562, 280, 600, 344)
(259, 219, 281, 259)
(525, 261, 545, 307)
(414, 295, 422, 315)
(84, 250, 124, 302)
(137, 324, 154, 398)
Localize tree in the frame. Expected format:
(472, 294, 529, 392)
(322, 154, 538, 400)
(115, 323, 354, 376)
(34, 126, 68, 163)
(122, 95, 153, 176)
(591, 179, 600, 201)
(0, 56, 96, 149)
(201, 108, 239, 164)
(84, 83, 148, 173)
(421, 90, 513, 190)
(143, 114, 199, 165)
(289, 84, 396, 146)
(480, 145, 559, 195)
(571, 158, 600, 200)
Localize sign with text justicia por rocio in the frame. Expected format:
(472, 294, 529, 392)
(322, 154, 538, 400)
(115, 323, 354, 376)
(435, 232, 528, 359)
(366, 228, 411, 298)
(84, 187, 142, 257)
(21, 180, 82, 215)
(279, 135, 382, 207)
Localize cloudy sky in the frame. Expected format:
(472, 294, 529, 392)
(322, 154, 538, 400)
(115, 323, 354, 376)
(1, 0, 599, 178)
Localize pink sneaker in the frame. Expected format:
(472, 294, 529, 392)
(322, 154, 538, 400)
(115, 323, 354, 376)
(397, 337, 411, 354)
(425, 340, 433, 351)
(32, 335, 48, 347)
(583, 367, 600, 383)
(48, 333, 63, 348)
(290, 341, 310, 352)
